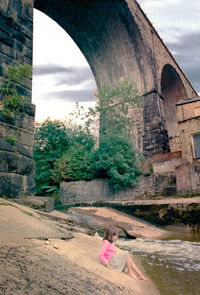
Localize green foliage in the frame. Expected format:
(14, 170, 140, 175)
(22, 210, 33, 217)
(87, 80, 143, 134)
(34, 119, 95, 195)
(66, 125, 95, 152)
(87, 80, 143, 190)
(34, 80, 143, 195)
(52, 143, 94, 182)
(50, 191, 62, 207)
(0, 195, 8, 200)
(92, 132, 141, 191)
(34, 119, 69, 195)
(6, 134, 18, 145)
(0, 64, 31, 119)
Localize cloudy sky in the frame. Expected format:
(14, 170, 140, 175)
(32, 0, 200, 122)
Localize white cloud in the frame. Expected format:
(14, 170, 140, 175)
(138, 0, 200, 42)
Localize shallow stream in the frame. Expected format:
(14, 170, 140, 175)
(117, 233, 200, 295)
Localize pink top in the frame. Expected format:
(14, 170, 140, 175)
(98, 240, 116, 265)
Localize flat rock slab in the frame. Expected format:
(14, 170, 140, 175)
(36, 233, 160, 295)
(0, 200, 72, 245)
(0, 199, 160, 295)
(68, 207, 169, 239)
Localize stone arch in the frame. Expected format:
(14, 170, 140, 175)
(161, 64, 188, 151)
(33, 0, 154, 92)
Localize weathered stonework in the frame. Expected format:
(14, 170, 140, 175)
(176, 97, 200, 163)
(59, 176, 170, 205)
(0, 0, 197, 197)
(0, 137, 35, 197)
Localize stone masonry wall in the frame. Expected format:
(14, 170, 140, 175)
(59, 176, 170, 205)
(175, 165, 200, 194)
(0, 0, 35, 197)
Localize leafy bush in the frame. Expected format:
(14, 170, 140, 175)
(0, 64, 31, 119)
(52, 143, 94, 182)
(66, 125, 95, 152)
(34, 120, 96, 195)
(34, 80, 143, 195)
(34, 120, 69, 195)
(92, 131, 141, 191)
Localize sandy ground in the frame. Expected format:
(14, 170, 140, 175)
(0, 199, 160, 295)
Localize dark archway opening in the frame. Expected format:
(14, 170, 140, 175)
(161, 64, 188, 152)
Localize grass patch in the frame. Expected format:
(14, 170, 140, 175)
(0, 202, 11, 206)
(0, 195, 8, 200)
(22, 210, 33, 216)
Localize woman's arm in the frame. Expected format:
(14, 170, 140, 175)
(98, 240, 110, 265)
(105, 263, 113, 269)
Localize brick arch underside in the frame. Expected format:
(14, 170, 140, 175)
(161, 64, 188, 151)
(34, 0, 153, 92)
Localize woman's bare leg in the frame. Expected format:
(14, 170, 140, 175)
(129, 255, 147, 280)
(125, 254, 138, 280)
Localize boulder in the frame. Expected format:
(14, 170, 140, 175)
(68, 207, 169, 239)
(15, 196, 54, 212)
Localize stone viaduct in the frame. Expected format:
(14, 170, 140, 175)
(0, 0, 197, 197)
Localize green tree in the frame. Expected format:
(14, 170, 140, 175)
(92, 131, 141, 191)
(52, 143, 94, 182)
(34, 80, 143, 195)
(34, 119, 96, 195)
(86, 79, 143, 134)
(34, 119, 69, 195)
(66, 125, 95, 152)
(87, 80, 143, 190)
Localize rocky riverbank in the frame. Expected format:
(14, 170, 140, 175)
(0, 199, 159, 295)
(67, 206, 170, 239)
(65, 197, 200, 233)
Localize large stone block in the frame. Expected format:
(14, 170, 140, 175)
(0, 172, 35, 197)
(0, 137, 32, 158)
(0, 122, 34, 148)
(0, 172, 22, 197)
(0, 151, 35, 175)
(25, 175, 35, 195)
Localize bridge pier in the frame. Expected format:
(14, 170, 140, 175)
(0, 0, 35, 197)
(143, 90, 170, 157)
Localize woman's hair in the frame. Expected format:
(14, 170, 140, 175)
(103, 227, 118, 243)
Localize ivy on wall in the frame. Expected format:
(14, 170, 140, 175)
(0, 64, 32, 119)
